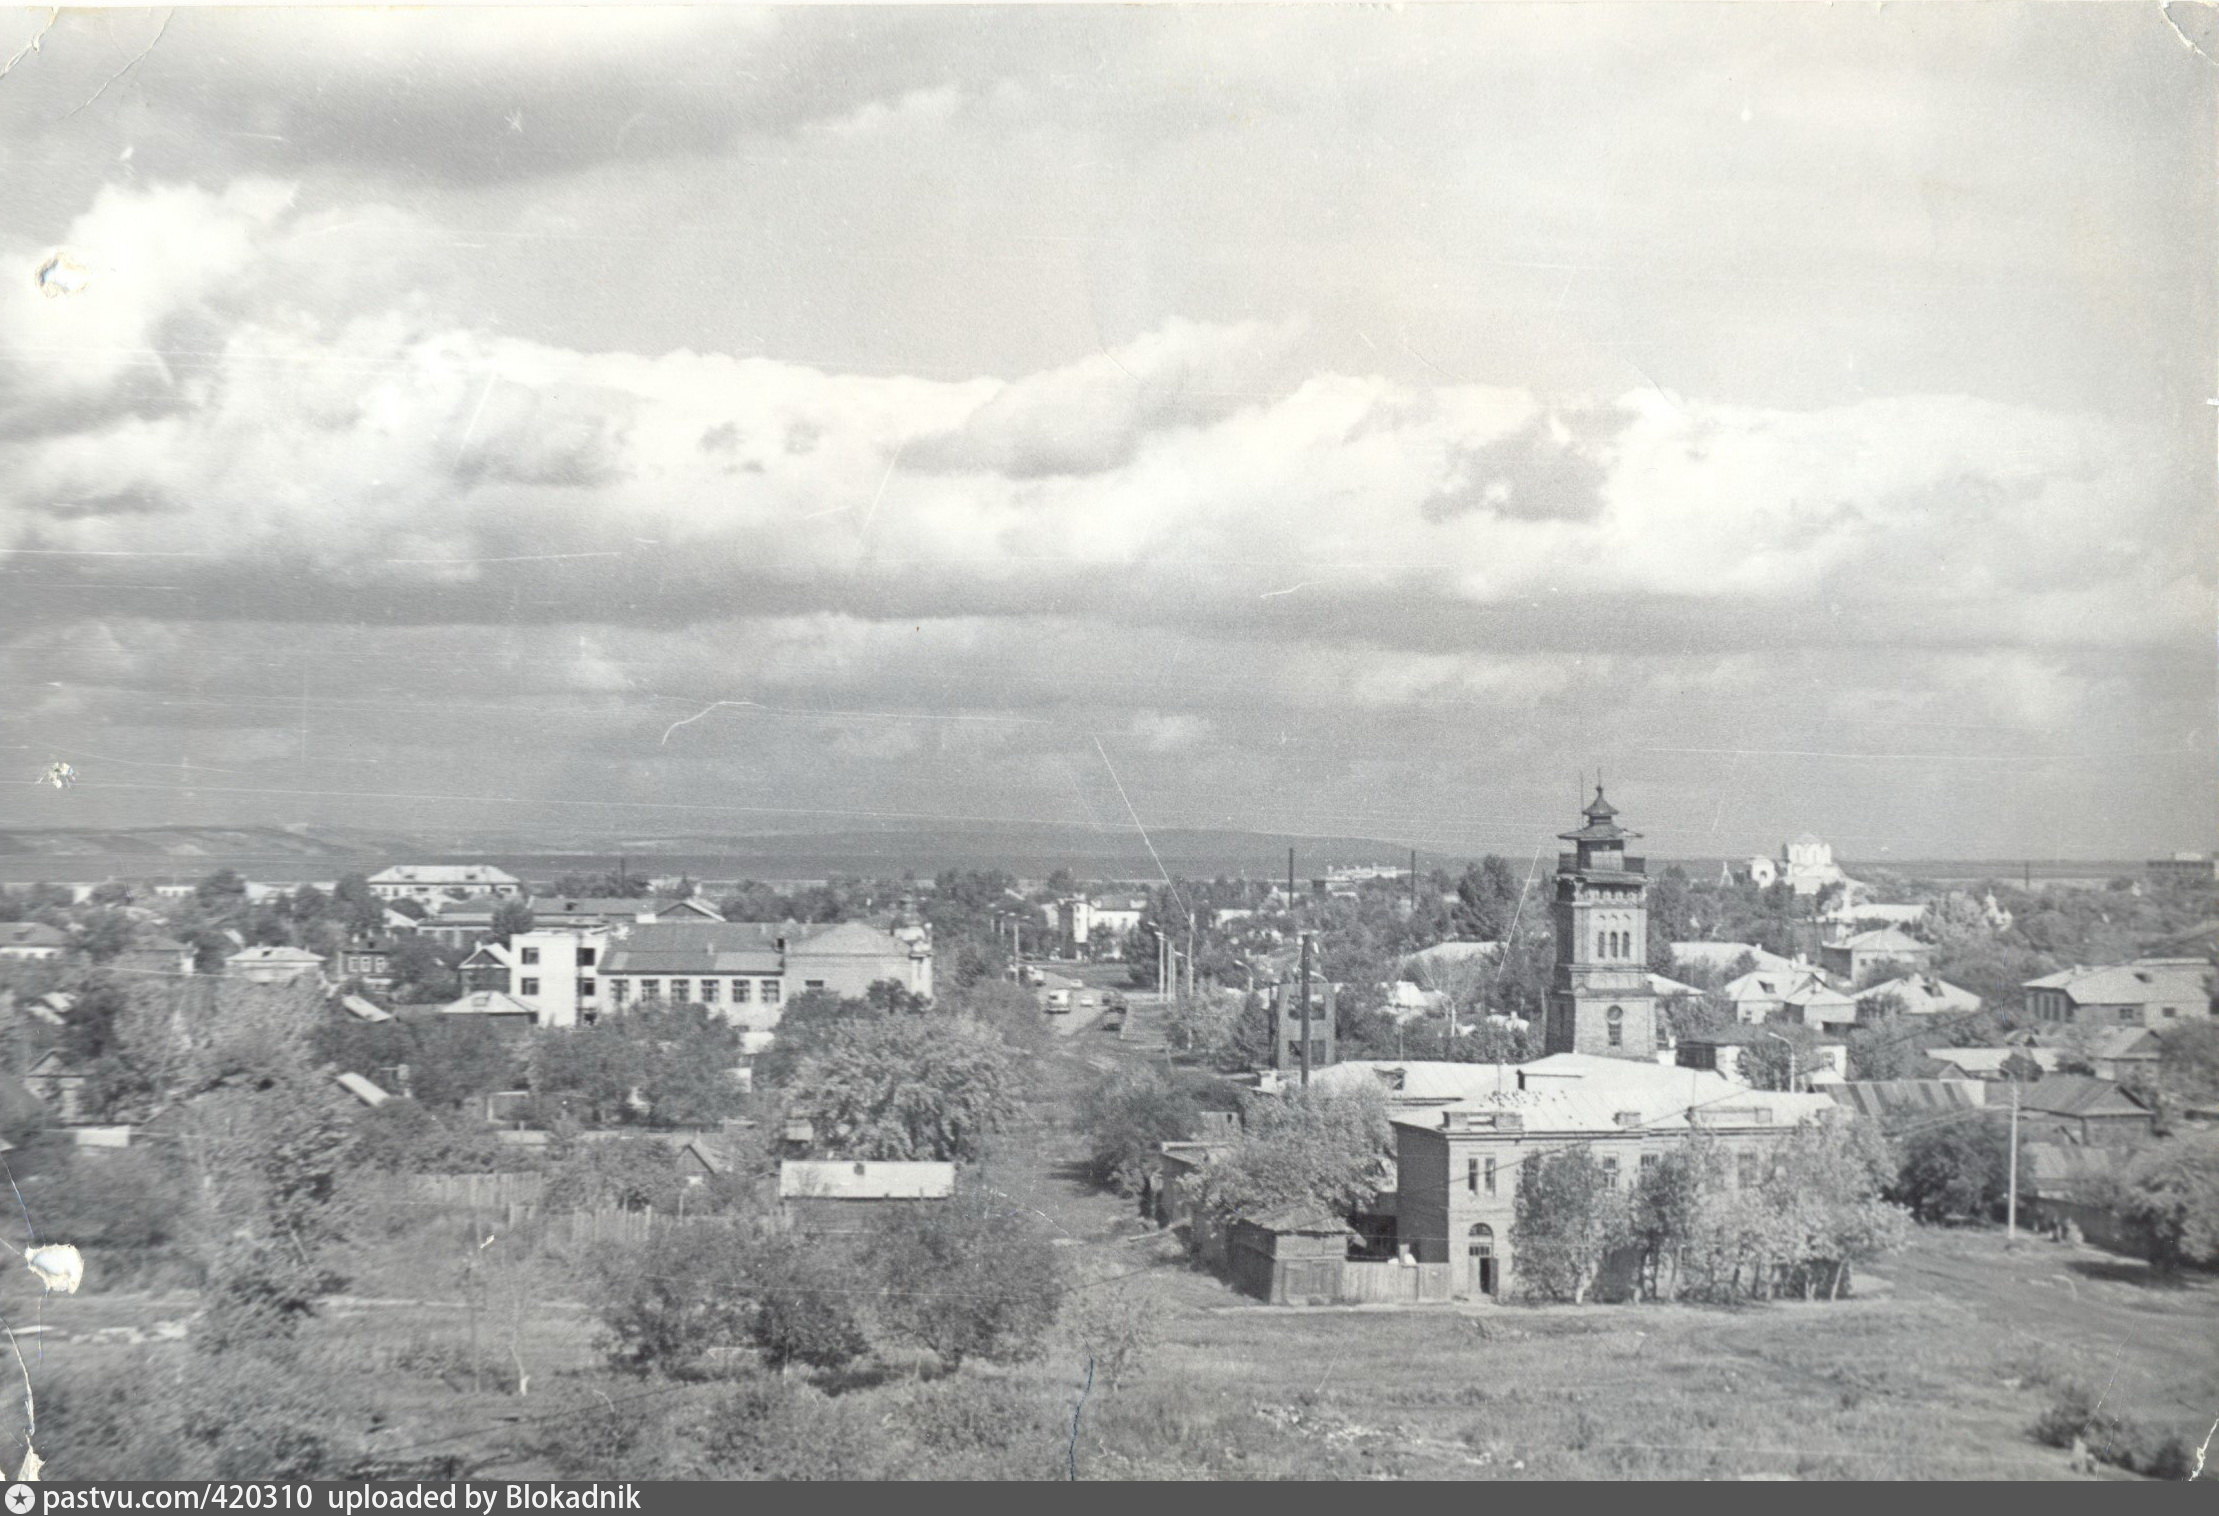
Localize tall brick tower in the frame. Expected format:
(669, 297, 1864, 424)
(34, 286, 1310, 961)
(1545, 786, 1658, 1060)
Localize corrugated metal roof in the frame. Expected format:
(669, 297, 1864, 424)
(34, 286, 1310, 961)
(1824, 1080, 1987, 1122)
(2021, 1075, 2151, 1119)
(779, 1160, 955, 1200)
(2023, 959, 2213, 1007)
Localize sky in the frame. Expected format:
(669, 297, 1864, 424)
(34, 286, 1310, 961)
(0, 2, 2212, 866)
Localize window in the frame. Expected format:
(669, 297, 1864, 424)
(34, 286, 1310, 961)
(762, 981, 782, 1005)
(1737, 1152, 1758, 1190)
(2163, 1007, 2178, 1018)
(1607, 1004, 1624, 1048)
(520, 947, 539, 966)
(1640, 1152, 1659, 1176)
(640, 980, 662, 1000)
(1310, 1040, 1327, 1065)
(669, 979, 690, 1003)
(2117, 1008, 2136, 1024)
(520, 977, 539, 996)
(579, 947, 597, 968)
(1521, 1153, 1540, 1182)
(609, 979, 629, 1004)
(805, 979, 826, 991)
(700, 980, 719, 1003)
(1468, 1157, 1480, 1194)
(1601, 1156, 1619, 1189)
(1484, 1158, 1497, 1196)
(732, 979, 752, 1004)
(579, 977, 596, 998)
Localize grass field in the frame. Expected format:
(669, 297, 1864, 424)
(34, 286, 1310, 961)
(20, 995, 2216, 1481)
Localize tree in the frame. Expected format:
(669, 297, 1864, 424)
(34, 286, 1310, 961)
(1626, 1136, 1724, 1301)
(868, 1185, 1066, 1369)
(1846, 1022, 1933, 1081)
(1888, 1114, 2010, 1222)
(1077, 1066, 1198, 1194)
(386, 934, 460, 1004)
(594, 1219, 761, 1377)
(1451, 856, 1523, 942)
(403, 1017, 523, 1112)
(1201, 1084, 1392, 1222)
(793, 1017, 1016, 1162)
(490, 899, 536, 947)
(623, 999, 749, 1128)
(1739, 1034, 1799, 1091)
(1761, 1117, 1910, 1299)
(747, 1232, 869, 1375)
(547, 1135, 681, 1213)
(2103, 1132, 2219, 1274)
(1511, 1146, 1630, 1303)
(529, 1025, 646, 1127)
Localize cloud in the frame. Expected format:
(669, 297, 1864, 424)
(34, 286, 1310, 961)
(0, 183, 2204, 753)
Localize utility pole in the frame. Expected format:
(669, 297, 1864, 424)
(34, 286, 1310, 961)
(1409, 847, 1418, 915)
(2006, 1078, 2021, 1245)
(1287, 847, 1295, 908)
(1186, 912, 1196, 1004)
(1298, 929, 1313, 1089)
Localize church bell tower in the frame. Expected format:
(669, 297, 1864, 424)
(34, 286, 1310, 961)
(1545, 786, 1658, 1060)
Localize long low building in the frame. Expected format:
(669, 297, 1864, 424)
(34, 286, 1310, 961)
(504, 918, 933, 1027)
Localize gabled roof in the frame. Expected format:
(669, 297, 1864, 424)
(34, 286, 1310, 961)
(1672, 941, 1796, 975)
(789, 920, 915, 958)
(2020, 1075, 2151, 1120)
(0, 923, 68, 949)
(226, 945, 325, 964)
(2022, 959, 2213, 1008)
(439, 990, 537, 1018)
(599, 921, 789, 974)
(1828, 927, 1929, 953)
(1860, 975, 1981, 1013)
(1926, 1046, 2059, 1077)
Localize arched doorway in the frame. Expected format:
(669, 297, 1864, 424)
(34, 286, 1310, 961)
(1467, 1223, 1497, 1298)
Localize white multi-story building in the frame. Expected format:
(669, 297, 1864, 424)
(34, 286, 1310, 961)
(366, 865, 523, 902)
(507, 919, 932, 1028)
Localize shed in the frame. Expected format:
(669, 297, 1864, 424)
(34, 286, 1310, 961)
(2017, 1075, 2155, 1145)
(1227, 1204, 1355, 1305)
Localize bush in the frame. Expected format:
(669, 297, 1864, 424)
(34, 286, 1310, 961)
(592, 1221, 760, 1377)
(2032, 1381, 2193, 1479)
(1077, 1066, 1197, 1194)
(868, 1186, 1067, 1369)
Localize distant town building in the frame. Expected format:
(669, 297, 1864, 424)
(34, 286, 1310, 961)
(1545, 787, 1657, 1061)
(437, 988, 540, 1026)
(779, 1159, 954, 1229)
(2147, 852, 2219, 887)
(1670, 941, 1795, 978)
(0, 923, 68, 962)
(1727, 834, 1855, 897)
(1819, 927, 1935, 983)
(366, 865, 523, 902)
(224, 945, 326, 985)
(2015, 1075, 2156, 1146)
(542, 918, 932, 1029)
(1857, 973, 1982, 1018)
(2022, 959, 2214, 1029)
(1676, 1025, 1849, 1084)
(1263, 980, 1338, 1073)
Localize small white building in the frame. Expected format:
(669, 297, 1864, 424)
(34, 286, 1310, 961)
(0, 923, 69, 961)
(1858, 974, 1982, 1018)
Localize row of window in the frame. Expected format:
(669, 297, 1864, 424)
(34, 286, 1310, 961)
(1594, 929, 1635, 960)
(517, 945, 598, 968)
(605, 977, 795, 1005)
(1463, 1149, 1770, 1195)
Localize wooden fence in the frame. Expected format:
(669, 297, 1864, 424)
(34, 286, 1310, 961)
(410, 1172, 546, 1210)
(1337, 1260, 1452, 1305)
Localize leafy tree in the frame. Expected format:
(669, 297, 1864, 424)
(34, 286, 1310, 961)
(529, 1025, 646, 1126)
(1512, 1146, 1631, 1303)
(403, 1017, 523, 1112)
(1451, 856, 1523, 942)
(747, 1231, 869, 1375)
(349, 1099, 506, 1174)
(386, 934, 461, 1004)
(194, 869, 249, 909)
(1739, 1033, 1799, 1091)
(868, 1185, 1067, 1369)
(594, 1219, 762, 1377)
(1201, 1084, 1392, 1221)
(490, 898, 536, 947)
(548, 1135, 682, 1213)
(1625, 1136, 1726, 1300)
(2102, 1132, 2219, 1274)
(1078, 1065, 1198, 1193)
(1761, 1117, 1911, 1298)
(1888, 1114, 2010, 1222)
(750, 988, 879, 1087)
(76, 907, 134, 962)
(1846, 1022, 1935, 1081)
(793, 1016, 1016, 1162)
(622, 999, 749, 1127)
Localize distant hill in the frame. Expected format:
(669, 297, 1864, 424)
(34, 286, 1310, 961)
(0, 825, 380, 860)
(0, 819, 1442, 883)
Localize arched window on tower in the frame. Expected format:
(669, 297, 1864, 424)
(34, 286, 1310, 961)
(1607, 1003, 1625, 1048)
